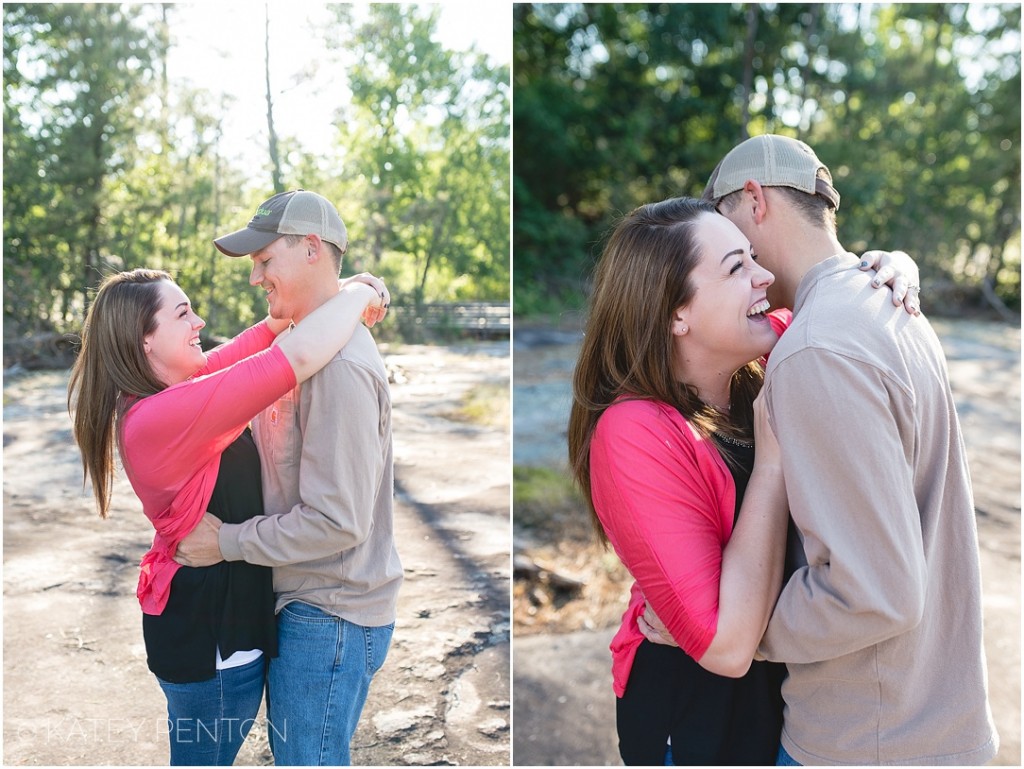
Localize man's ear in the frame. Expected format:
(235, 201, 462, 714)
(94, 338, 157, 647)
(305, 233, 323, 263)
(671, 307, 689, 336)
(743, 180, 769, 225)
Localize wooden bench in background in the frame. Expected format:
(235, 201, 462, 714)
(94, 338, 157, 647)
(395, 301, 510, 339)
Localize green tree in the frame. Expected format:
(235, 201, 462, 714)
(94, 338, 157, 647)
(512, 3, 1020, 316)
(325, 4, 510, 309)
(4, 3, 155, 332)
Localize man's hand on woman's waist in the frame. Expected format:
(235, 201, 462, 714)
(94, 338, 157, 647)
(173, 512, 225, 567)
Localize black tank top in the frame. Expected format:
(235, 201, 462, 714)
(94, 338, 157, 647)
(142, 428, 277, 683)
(615, 435, 786, 765)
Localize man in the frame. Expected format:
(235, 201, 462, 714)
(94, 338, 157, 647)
(703, 134, 998, 764)
(177, 189, 403, 765)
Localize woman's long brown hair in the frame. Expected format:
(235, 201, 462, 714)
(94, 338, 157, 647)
(67, 269, 172, 517)
(566, 197, 764, 543)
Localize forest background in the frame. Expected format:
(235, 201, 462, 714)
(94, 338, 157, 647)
(511, 6, 1020, 762)
(3, 3, 511, 346)
(513, 2, 1021, 321)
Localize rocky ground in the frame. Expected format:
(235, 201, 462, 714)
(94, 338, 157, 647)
(2, 341, 510, 766)
(512, 317, 1021, 766)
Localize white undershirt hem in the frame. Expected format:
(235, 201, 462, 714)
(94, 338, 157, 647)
(216, 647, 263, 670)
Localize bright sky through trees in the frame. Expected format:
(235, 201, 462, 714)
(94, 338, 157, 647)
(166, 2, 510, 180)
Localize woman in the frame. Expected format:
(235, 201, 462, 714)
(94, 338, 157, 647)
(567, 197, 914, 765)
(67, 268, 387, 765)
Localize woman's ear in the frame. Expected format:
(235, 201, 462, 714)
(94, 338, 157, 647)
(671, 308, 689, 336)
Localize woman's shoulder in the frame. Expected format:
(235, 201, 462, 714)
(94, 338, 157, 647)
(597, 397, 698, 443)
(602, 395, 674, 420)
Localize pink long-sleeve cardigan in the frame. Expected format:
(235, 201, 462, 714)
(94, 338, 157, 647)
(121, 320, 296, 615)
(589, 310, 790, 696)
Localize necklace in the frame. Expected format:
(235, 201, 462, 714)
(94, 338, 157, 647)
(714, 431, 753, 449)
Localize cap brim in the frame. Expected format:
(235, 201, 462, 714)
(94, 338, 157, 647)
(213, 228, 282, 257)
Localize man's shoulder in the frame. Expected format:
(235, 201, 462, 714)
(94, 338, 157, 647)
(785, 268, 896, 346)
(314, 326, 388, 380)
(771, 271, 945, 386)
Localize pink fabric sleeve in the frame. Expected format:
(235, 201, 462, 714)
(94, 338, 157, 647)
(196, 319, 279, 376)
(768, 308, 793, 340)
(124, 343, 297, 614)
(125, 344, 296, 486)
(590, 399, 734, 692)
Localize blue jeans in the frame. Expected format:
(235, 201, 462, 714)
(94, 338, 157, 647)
(267, 601, 394, 766)
(777, 743, 803, 766)
(156, 654, 265, 766)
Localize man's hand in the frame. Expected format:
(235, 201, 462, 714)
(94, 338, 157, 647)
(173, 513, 225, 567)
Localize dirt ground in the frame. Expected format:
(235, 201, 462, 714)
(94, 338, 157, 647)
(512, 317, 1021, 766)
(2, 341, 511, 766)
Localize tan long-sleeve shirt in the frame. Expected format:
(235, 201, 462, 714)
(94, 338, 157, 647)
(759, 253, 998, 765)
(219, 324, 402, 627)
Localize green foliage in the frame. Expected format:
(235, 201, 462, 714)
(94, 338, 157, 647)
(325, 4, 510, 309)
(3, 3, 510, 342)
(513, 2, 1021, 317)
(512, 464, 584, 536)
(448, 381, 510, 430)
(4, 3, 156, 333)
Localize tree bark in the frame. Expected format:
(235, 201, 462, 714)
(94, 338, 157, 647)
(265, 4, 283, 193)
(739, 4, 759, 140)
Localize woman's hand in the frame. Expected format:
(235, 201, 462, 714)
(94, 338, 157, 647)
(752, 389, 782, 476)
(859, 250, 921, 316)
(339, 273, 390, 327)
(638, 602, 679, 647)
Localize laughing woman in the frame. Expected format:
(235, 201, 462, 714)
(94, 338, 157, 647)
(567, 196, 915, 765)
(68, 268, 386, 765)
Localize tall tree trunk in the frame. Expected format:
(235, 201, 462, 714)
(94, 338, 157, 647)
(174, 152, 191, 264)
(797, 4, 819, 136)
(739, 4, 759, 140)
(81, 125, 105, 316)
(979, 190, 1021, 320)
(265, 4, 283, 193)
(158, 4, 171, 156)
(206, 117, 224, 331)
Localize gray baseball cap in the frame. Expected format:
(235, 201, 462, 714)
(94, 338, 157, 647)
(703, 134, 840, 211)
(214, 189, 349, 257)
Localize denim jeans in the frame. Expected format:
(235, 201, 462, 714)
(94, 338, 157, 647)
(156, 654, 265, 766)
(267, 601, 394, 766)
(777, 743, 803, 766)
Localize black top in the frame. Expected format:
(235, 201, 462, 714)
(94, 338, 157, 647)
(615, 434, 786, 766)
(142, 428, 277, 683)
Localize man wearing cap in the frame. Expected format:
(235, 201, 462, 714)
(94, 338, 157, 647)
(703, 135, 998, 765)
(176, 189, 403, 765)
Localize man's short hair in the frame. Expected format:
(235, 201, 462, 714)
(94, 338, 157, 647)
(283, 233, 344, 274)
